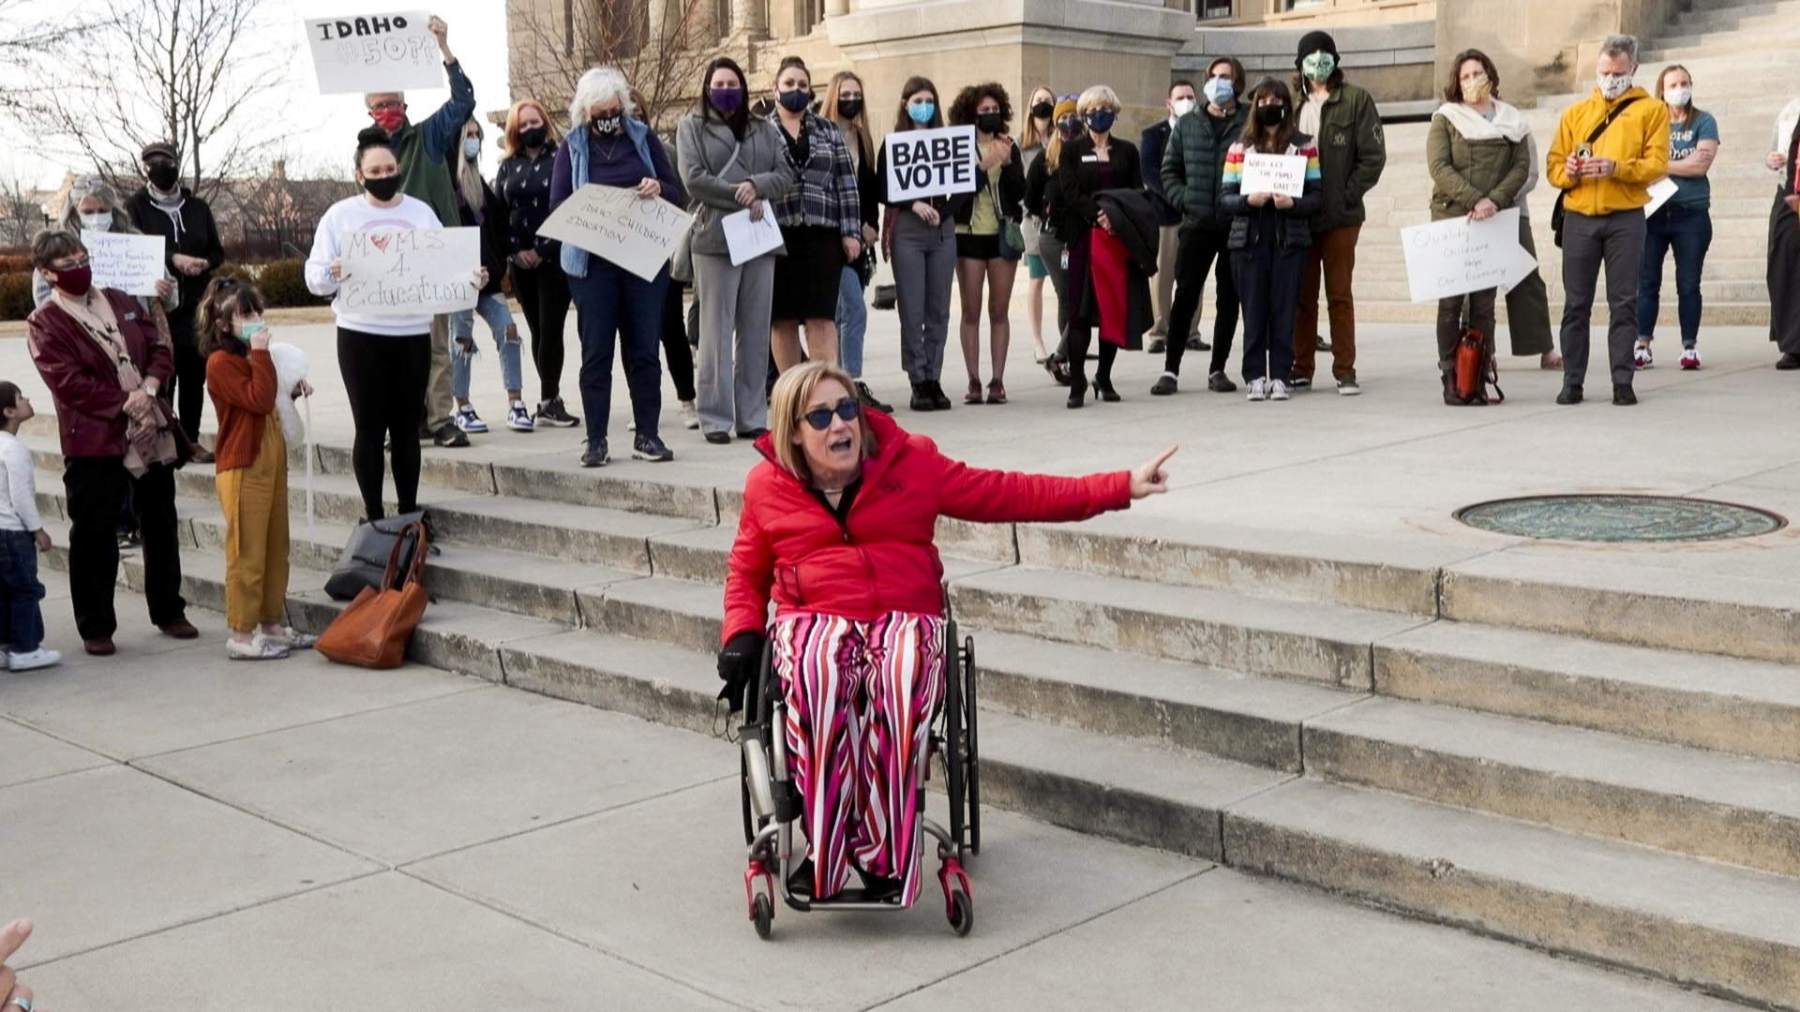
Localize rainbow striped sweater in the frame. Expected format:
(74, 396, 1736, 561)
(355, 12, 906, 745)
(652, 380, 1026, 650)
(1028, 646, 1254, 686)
(1219, 133, 1323, 251)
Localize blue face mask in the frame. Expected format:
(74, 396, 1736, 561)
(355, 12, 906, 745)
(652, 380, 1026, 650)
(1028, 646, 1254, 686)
(463, 137, 481, 160)
(1085, 109, 1116, 134)
(1203, 77, 1235, 107)
(238, 320, 267, 343)
(907, 101, 936, 125)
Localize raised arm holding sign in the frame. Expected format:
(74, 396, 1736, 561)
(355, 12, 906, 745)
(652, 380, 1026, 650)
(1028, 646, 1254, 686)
(884, 126, 980, 202)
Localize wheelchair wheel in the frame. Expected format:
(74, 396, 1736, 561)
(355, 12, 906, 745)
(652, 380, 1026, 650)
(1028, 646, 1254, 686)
(752, 893, 774, 940)
(740, 645, 776, 847)
(944, 626, 966, 860)
(962, 634, 981, 856)
(947, 887, 973, 937)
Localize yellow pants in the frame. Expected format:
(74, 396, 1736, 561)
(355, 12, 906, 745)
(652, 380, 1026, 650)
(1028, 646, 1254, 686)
(216, 415, 289, 632)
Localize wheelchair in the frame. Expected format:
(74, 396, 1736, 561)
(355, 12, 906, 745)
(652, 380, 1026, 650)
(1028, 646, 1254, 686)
(738, 618, 981, 939)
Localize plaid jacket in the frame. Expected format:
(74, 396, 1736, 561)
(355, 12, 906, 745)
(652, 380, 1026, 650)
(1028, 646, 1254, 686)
(768, 111, 862, 237)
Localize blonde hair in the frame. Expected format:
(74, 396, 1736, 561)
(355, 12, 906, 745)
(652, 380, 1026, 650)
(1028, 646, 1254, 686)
(1019, 86, 1055, 148)
(769, 362, 878, 480)
(1044, 97, 1078, 172)
(1077, 85, 1120, 117)
(454, 117, 485, 212)
(822, 71, 871, 168)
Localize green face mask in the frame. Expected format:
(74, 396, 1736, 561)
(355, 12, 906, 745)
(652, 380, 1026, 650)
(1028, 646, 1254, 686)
(1302, 52, 1337, 82)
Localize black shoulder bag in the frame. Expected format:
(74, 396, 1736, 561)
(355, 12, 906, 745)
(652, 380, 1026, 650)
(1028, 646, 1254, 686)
(1551, 96, 1640, 249)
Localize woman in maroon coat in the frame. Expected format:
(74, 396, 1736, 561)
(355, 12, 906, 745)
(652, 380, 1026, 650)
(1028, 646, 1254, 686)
(26, 230, 194, 657)
(720, 360, 1174, 905)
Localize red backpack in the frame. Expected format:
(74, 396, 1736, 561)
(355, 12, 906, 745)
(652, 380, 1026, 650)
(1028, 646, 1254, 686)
(1454, 329, 1504, 405)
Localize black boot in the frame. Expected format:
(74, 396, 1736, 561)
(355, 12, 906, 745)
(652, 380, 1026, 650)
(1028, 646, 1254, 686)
(1067, 376, 1087, 409)
(909, 382, 934, 411)
(1556, 384, 1583, 405)
(927, 380, 953, 410)
(1443, 371, 1462, 405)
(1612, 383, 1637, 406)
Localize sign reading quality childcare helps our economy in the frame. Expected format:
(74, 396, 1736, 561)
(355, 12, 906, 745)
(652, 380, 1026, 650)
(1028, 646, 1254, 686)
(1399, 208, 1536, 303)
(305, 11, 441, 94)
(81, 230, 166, 298)
(536, 184, 693, 282)
(884, 126, 979, 202)
(1239, 153, 1307, 198)
(337, 227, 480, 315)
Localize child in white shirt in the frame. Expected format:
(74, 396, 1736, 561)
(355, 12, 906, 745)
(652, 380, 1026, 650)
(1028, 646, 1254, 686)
(0, 382, 60, 671)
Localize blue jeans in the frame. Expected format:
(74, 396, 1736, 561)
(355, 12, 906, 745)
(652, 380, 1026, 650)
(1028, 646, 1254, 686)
(1636, 205, 1712, 348)
(835, 266, 868, 378)
(450, 293, 522, 399)
(568, 259, 668, 444)
(0, 529, 46, 652)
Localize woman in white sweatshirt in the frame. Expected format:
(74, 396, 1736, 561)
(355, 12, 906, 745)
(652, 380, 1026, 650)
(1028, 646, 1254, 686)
(306, 127, 483, 521)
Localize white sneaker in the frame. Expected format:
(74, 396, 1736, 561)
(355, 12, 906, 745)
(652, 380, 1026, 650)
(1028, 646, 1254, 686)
(680, 400, 699, 430)
(1246, 378, 1268, 402)
(227, 635, 290, 661)
(507, 402, 535, 432)
(1268, 379, 1291, 401)
(1633, 340, 1653, 369)
(8, 647, 60, 671)
(453, 405, 489, 434)
(1679, 348, 1701, 370)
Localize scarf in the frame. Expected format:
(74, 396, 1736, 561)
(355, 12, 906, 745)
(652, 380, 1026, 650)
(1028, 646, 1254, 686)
(52, 290, 178, 476)
(146, 182, 187, 242)
(1436, 100, 1530, 143)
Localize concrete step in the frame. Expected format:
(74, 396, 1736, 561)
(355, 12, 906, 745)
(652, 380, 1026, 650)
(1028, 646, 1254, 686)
(946, 566, 1430, 690)
(1225, 778, 1800, 1010)
(1375, 619, 1800, 765)
(577, 573, 723, 654)
(967, 627, 1361, 771)
(1306, 696, 1800, 877)
(1441, 552, 1800, 665)
(1357, 298, 1770, 326)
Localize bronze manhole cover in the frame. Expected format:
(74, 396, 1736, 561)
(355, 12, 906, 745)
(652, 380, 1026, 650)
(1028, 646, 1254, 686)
(1456, 494, 1785, 543)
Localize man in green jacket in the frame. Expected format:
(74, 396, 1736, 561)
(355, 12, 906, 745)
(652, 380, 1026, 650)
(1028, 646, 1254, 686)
(364, 14, 477, 448)
(1291, 31, 1385, 396)
(1153, 56, 1249, 397)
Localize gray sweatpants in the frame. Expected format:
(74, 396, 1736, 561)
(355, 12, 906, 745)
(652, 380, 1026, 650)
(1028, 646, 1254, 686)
(694, 252, 775, 436)
(1559, 209, 1644, 389)
(890, 211, 955, 385)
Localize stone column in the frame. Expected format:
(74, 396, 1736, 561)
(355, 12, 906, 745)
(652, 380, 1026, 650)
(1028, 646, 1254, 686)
(825, 0, 849, 18)
(732, 0, 768, 37)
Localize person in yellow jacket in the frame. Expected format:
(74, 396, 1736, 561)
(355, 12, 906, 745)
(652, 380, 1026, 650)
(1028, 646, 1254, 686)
(1546, 34, 1669, 407)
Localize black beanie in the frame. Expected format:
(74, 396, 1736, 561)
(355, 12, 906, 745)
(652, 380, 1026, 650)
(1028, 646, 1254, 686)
(1296, 30, 1339, 68)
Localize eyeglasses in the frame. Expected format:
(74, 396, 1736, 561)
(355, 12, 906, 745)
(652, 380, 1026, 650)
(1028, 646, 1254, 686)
(50, 256, 90, 271)
(369, 100, 405, 112)
(800, 397, 860, 432)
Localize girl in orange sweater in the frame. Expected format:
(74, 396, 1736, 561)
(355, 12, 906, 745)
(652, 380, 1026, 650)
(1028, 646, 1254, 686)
(199, 277, 315, 660)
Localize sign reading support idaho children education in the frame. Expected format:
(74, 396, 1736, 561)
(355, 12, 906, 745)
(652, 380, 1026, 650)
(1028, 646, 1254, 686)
(536, 184, 693, 282)
(81, 230, 166, 298)
(337, 227, 480, 315)
(305, 12, 441, 94)
(883, 126, 979, 202)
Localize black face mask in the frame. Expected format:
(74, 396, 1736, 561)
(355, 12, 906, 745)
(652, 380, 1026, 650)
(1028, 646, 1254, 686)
(836, 97, 863, 120)
(1055, 118, 1081, 141)
(777, 89, 812, 113)
(1255, 104, 1287, 128)
(363, 175, 402, 201)
(593, 113, 623, 135)
(146, 162, 179, 189)
(520, 125, 548, 149)
(976, 112, 1005, 135)
(1031, 101, 1054, 120)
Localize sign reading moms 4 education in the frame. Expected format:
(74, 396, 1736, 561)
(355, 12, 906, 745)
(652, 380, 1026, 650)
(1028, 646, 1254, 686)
(80, 230, 165, 298)
(536, 184, 694, 282)
(338, 227, 480, 315)
(306, 11, 441, 94)
(884, 125, 979, 202)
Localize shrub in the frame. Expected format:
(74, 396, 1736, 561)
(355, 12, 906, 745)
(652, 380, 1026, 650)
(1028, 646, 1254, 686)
(255, 258, 320, 308)
(0, 255, 31, 274)
(0, 272, 34, 322)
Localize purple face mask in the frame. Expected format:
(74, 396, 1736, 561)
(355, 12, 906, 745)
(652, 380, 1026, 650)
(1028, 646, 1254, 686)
(709, 87, 744, 113)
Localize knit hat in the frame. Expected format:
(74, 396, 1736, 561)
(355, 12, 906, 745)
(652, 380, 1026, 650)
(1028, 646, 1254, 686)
(140, 140, 178, 162)
(1053, 97, 1077, 120)
(1295, 30, 1339, 68)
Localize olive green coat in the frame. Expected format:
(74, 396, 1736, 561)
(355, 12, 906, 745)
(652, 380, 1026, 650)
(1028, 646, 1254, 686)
(1426, 112, 1529, 221)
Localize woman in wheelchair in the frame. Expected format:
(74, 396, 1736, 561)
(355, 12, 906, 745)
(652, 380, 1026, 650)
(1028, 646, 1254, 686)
(720, 361, 1175, 913)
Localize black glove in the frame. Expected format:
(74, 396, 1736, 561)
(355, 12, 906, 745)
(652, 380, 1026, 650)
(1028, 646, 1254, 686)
(717, 630, 765, 714)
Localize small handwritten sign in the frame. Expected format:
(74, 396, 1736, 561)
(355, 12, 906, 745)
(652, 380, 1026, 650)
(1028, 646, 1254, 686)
(305, 11, 441, 94)
(81, 230, 165, 298)
(536, 184, 693, 282)
(1239, 153, 1306, 198)
(884, 126, 978, 202)
(1643, 177, 1679, 218)
(1400, 208, 1536, 303)
(337, 227, 479, 315)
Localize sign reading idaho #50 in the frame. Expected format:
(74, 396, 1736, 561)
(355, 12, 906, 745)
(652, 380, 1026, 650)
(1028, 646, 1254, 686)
(306, 12, 441, 95)
(884, 126, 979, 202)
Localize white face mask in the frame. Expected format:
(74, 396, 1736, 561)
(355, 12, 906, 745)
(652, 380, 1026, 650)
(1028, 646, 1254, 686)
(1663, 86, 1691, 108)
(1171, 97, 1196, 118)
(79, 211, 112, 231)
(1598, 73, 1633, 100)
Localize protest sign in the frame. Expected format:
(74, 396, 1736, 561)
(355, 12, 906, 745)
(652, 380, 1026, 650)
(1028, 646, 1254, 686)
(722, 208, 784, 266)
(1239, 153, 1306, 198)
(81, 230, 165, 298)
(537, 184, 693, 282)
(884, 126, 979, 202)
(1400, 208, 1536, 303)
(1643, 177, 1679, 219)
(337, 227, 480, 315)
(305, 12, 441, 94)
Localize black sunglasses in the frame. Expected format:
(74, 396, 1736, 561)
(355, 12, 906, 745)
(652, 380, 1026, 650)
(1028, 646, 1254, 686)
(800, 397, 860, 432)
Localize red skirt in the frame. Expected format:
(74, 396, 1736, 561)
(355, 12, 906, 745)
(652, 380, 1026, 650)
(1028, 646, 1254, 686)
(1089, 228, 1131, 347)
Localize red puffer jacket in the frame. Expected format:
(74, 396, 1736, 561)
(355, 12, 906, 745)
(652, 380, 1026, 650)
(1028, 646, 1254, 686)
(27, 289, 174, 459)
(723, 410, 1132, 644)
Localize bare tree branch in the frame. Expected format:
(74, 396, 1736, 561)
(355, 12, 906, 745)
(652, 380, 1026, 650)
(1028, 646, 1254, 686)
(0, 173, 49, 248)
(507, 0, 722, 129)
